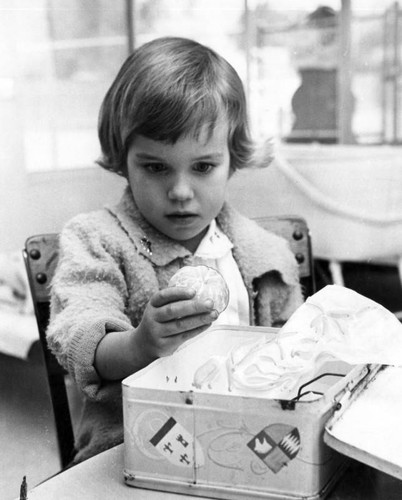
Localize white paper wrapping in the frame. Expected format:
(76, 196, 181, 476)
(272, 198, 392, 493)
(279, 285, 402, 366)
(196, 285, 402, 399)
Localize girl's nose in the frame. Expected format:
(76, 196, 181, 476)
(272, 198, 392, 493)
(168, 177, 194, 202)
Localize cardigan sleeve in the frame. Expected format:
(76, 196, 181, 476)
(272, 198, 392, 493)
(255, 271, 304, 327)
(47, 212, 134, 402)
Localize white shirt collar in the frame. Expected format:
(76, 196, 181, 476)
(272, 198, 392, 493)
(194, 220, 233, 260)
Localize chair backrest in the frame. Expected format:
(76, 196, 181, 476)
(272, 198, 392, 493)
(22, 218, 314, 468)
(23, 234, 74, 469)
(252, 215, 315, 300)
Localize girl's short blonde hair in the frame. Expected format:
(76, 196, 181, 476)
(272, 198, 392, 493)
(97, 37, 268, 177)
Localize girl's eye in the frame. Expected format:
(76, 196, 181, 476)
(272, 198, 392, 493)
(194, 162, 214, 174)
(143, 163, 167, 174)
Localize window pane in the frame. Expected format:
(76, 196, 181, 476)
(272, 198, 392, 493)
(351, 13, 387, 144)
(247, 0, 400, 145)
(15, 0, 128, 172)
(249, 0, 341, 143)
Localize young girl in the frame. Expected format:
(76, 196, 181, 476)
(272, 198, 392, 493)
(47, 37, 303, 464)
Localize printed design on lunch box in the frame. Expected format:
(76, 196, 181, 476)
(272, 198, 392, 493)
(149, 416, 205, 468)
(247, 424, 300, 473)
(201, 424, 256, 472)
(129, 409, 169, 460)
(196, 419, 300, 475)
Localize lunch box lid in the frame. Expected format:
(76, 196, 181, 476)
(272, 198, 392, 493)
(324, 364, 402, 480)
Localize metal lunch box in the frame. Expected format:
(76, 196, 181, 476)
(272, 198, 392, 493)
(122, 326, 402, 499)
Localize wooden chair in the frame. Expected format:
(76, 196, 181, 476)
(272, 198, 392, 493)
(23, 234, 75, 469)
(22, 217, 314, 468)
(253, 215, 315, 300)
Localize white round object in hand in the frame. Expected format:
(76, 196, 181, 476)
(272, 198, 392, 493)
(169, 265, 229, 313)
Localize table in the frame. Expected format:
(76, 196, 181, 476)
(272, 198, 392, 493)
(20, 444, 402, 500)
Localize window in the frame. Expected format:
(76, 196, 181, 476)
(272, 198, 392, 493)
(11, 0, 129, 172)
(247, 0, 402, 145)
(4, 0, 401, 174)
(12, 0, 248, 172)
(132, 0, 402, 145)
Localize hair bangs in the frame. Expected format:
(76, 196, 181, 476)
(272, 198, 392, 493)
(134, 88, 225, 144)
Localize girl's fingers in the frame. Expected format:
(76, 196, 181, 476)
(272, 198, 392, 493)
(150, 286, 195, 307)
(147, 286, 219, 340)
(155, 297, 215, 323)
(163, 310, 218, 337)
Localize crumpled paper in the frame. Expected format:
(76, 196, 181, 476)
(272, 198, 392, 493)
(278, 284, 402, 366)
(194, 285, 402, 399)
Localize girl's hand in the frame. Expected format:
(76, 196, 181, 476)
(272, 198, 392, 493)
(133, 286, 218, 362)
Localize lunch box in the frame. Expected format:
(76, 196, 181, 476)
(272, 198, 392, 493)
(122, 326, 402, 499)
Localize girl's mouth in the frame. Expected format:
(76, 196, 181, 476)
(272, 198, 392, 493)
(166, 213, 199, 225)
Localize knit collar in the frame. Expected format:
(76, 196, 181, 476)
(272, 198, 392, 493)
(106, 186, 192, 266)
(194, 219, 233, 260)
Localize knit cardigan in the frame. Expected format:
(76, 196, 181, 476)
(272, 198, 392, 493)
(47, 186, 303, 463)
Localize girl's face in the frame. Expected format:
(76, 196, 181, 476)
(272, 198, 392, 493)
(127, 121, 231, 253)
